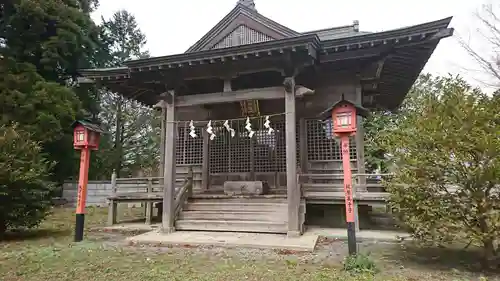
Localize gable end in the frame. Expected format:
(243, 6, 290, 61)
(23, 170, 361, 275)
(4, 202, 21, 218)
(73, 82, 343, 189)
(186, 4, 299, 53)
(211, 24, 275, 50)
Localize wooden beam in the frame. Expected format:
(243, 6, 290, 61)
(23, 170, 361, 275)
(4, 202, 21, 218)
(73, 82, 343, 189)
(360, 57, 386, 82)
(159, 105, 166, 184)
(299, 118, 308, 175)
(176, 87, 283, 107)
(201, 130, 209, 190)
(132, 58, 285, 83)
(320, 46, 391, 63)
(284, 77, 301, 237)
(175, 86, 314, 107)
(354, 81, 365, 233)
(161, 91, 177, 234)
(77, 77, 95, 84)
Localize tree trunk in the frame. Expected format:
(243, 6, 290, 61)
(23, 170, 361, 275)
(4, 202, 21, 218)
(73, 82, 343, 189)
(482, 238, 496, 269)
(0, 217, 6, 238)
(478, 213, 497, 269)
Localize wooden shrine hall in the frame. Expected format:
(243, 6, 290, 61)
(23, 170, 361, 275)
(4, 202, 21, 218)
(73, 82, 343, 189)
(78, 1, 453, 236)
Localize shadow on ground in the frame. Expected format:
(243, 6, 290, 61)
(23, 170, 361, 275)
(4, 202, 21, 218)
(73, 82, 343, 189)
(1, 228, 71, 242)
(381, 242, 500, 274)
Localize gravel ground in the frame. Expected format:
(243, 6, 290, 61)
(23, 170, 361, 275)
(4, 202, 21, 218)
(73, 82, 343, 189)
(2, 207, 497, 281)
(89, 229, 499, 280)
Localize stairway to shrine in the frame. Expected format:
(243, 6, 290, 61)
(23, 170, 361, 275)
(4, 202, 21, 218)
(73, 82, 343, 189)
(175, 197, 306, 234)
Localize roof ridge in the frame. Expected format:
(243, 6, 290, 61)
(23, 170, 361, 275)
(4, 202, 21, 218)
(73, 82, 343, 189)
(237, 0, 256, 11)
(302, 22, 358, 35)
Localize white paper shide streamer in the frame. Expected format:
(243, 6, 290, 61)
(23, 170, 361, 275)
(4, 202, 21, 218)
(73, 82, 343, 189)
(206, 120, 216, 140)
(189, 120, 197, 138)
(245, 117, 255, 138)
(263, 116, 274, 135)
(223, 120, 236, 137)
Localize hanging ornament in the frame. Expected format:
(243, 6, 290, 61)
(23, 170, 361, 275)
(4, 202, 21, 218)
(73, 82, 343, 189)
(245, 117, 254, 138)
(206, 120, 216, 140)
(223, 120, 236, 137)
(189, 120, 197, 138)
(263, 116, 274, 135)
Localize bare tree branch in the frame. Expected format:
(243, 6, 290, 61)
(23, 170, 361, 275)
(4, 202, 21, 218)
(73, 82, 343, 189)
(459, 3, 500, 87)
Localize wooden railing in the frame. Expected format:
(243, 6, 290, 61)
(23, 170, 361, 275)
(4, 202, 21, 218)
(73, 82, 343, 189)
(107, 167, 193, 226)
(297, 173, 393, 191)
(174, 167, 193, 218)
(111, 174, 184, 197)
(296, 173, 393, 203)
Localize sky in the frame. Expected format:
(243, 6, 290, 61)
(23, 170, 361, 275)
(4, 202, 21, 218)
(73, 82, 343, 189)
(91, 0, 495, 91)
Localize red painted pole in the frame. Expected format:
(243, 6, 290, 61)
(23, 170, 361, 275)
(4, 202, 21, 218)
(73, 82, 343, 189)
(341, 135, 357, 255)
(74, 147, 90, 242)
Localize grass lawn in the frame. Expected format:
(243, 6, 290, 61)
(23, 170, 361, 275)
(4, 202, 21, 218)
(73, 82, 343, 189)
(0, 207, 498, 281)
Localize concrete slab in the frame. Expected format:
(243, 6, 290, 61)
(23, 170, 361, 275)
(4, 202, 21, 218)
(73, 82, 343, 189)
(93, 223, 160, 232)
(308, 226, 411, 242)
(127, 230, 319, 252)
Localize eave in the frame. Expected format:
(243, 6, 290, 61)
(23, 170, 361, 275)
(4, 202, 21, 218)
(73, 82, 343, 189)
(321, 17, 452, 50)
(318, 17, 453, 110)
(77, 17, 454, 110)
(77, 35, 321, 106)
(79, 67, 129, 80)
(123, 34, 320, 72)
(320, 17, 452, 58)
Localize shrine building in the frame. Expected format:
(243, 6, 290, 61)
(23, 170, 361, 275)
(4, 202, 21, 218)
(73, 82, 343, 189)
(78, 0, 453, 237)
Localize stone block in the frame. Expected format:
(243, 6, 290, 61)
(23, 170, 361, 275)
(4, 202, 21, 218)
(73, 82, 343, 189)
(223, 181, 269, 196)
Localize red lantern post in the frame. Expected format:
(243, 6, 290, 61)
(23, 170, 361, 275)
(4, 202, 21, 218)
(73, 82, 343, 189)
(71, 120, 103, 242)
(320, 95, 368, 255)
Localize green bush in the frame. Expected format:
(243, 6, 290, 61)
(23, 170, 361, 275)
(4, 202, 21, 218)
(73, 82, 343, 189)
(343, 253, 379, 275)
(377, 75, 500, 268)
(0, 125, 55, 235)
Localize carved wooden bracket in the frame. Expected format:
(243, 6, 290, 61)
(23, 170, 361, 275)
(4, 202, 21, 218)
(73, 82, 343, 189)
(283, 77, 295, 93)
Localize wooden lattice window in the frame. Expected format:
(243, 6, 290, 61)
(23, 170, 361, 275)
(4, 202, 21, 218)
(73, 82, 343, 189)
(305, 119, 357, 161)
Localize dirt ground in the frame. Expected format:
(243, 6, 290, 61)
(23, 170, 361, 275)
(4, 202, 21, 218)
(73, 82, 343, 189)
(0, 207, 498, 281)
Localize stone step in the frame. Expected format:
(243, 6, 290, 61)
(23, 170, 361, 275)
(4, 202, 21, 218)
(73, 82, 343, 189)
(189, 197, 289, 204)
(175, 199, 307, 234)
(301, 183, 344, 192)
(179, 211, 288, 222)
(183, 202, 286, 212)
(175, 219, 288, 234)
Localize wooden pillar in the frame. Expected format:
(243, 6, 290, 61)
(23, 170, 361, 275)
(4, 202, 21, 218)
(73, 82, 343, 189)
(145, 178, 153, 224)
(159, 107, 166, 178)
(299, 118, 308, 182)
(157, 107, 166, 220)
(249, 138, 255, 180)
(284, 77, 300, 237)
(201, 130, 209, 190)
(107, 170, 117, 226)
(161, 91, 176, 233)
(354, 82, 365, 232)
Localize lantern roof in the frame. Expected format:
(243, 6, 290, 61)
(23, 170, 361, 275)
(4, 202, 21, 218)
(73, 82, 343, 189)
(318, 94, 370, 120)
(71, 119, 105, 133)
